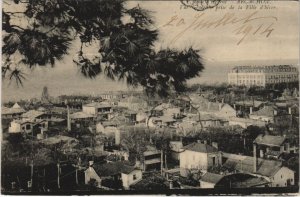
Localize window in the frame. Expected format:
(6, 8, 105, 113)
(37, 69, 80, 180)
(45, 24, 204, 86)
(133, 174, 137, 180)
(26, 124, 31, 130)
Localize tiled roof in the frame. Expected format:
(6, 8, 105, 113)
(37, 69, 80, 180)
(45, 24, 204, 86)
(22, 110, 45, 119)
(251, 105, 277, 117)
(70, 112, 95, 119)
(84, 102, 111, 108)
(182, 142, 218, 153)
(92, 161, 135, 177)
(222, 153, 283, 177)
(231, 176, 270, 187)
(254, 134, 286, 146)
(201, 172, 224, 184)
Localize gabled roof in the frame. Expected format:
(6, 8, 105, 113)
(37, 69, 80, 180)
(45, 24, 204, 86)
(182, 142, 218, 153)
(12, 103, 21, 109)
(251, 105, 277, 117)
(2, 103, 26, 115)
(92, 161, 136, 177)
(254, 134, 286, 147)
(222, 153, 284, 177)
(201, 172, 224, 184)
(22, 110, 45, 119)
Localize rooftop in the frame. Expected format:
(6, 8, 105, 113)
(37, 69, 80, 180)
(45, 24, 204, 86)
(70, 112, 95, 119)
(2, 103, 26, 115)
(182, 142, 218, 153)
(235, 100, 265, 108)
(22, 110, 45, 119)
(222, 153, 283, 177)
(92, 161, 136, 177)
(230, 65, 298, 73)
(201, 172, 224, 184)
(254, 134, 286, 147)
(83, 102, 111, 108)
(251, 105, 277, 117)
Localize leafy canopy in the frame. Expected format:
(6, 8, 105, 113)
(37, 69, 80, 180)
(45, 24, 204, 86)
(2, 0, 204, 96)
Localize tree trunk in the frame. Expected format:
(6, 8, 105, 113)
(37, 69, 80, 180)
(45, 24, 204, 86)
(75, 168, 78, 185)
(164, 151, 168, 170)
(160, 149, 163, 175)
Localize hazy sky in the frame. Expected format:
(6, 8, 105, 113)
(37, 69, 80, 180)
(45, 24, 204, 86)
(2, 1, 299, 101)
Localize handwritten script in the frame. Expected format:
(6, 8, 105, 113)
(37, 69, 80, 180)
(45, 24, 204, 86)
(163, 11, 278, 45)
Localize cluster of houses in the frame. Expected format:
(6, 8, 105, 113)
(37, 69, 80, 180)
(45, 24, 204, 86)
(1, 89, 298, 190)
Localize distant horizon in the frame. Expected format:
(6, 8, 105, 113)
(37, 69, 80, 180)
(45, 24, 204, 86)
(2, 58, 299, 102)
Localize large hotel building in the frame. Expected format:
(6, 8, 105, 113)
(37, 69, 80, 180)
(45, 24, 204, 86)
(228, 65, 299, 87)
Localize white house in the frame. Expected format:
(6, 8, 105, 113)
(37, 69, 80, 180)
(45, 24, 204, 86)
(82, 102, 113, 120)
(152, 103, 182, 118)
(1, 103, 26, 119)
(222, 153, 295, 187)
(249, 105, 278, 123)
(8, 119, 48, 134)
(179, 142, 221, 176)
(121, 169, 143, 189)
(84, 161, 142, 189)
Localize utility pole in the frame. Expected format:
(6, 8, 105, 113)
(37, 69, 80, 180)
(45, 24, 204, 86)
(57, 162, 60, 189)
(30, 160, 34, 190)
(160, 149, 163, 176)
(75, 157, 81, 185)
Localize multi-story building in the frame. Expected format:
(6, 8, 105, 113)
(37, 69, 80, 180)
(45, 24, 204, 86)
(228, 65, 298, 87)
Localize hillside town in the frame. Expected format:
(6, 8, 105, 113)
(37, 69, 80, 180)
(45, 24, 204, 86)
(1, 65, 299, 193)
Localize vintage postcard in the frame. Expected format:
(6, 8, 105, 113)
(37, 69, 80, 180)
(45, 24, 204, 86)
(1, 0, 299, 195)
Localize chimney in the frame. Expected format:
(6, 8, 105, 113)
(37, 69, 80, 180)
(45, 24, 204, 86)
(135, 160, 142, 169)
(288, 107, 292, 115)
(218, 103, 222, 111)
(274, 110, 277, 116)
(67, 105, 71, 131)
(286, 143, 290, 153)
(233, 104, 236, 110)
(259, 149, 264, 158)
(222, 98, 224, 104)
(212, 142, 218, 150)
(169, 181, 174, 189)
(250, 107, 253, 114)
(124, 152, 129, 161)
(253, 143, 257, 173)
(115, 129, 121, 145)
(203, 140, 207, 144)
(197, 140, 201, 143)
(89, 161, 94, 167)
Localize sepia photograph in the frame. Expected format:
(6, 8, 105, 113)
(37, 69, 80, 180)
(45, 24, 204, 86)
(1, 0, 299, 195)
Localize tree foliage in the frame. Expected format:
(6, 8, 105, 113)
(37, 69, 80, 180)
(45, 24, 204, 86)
(2, 0, 204, 96)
